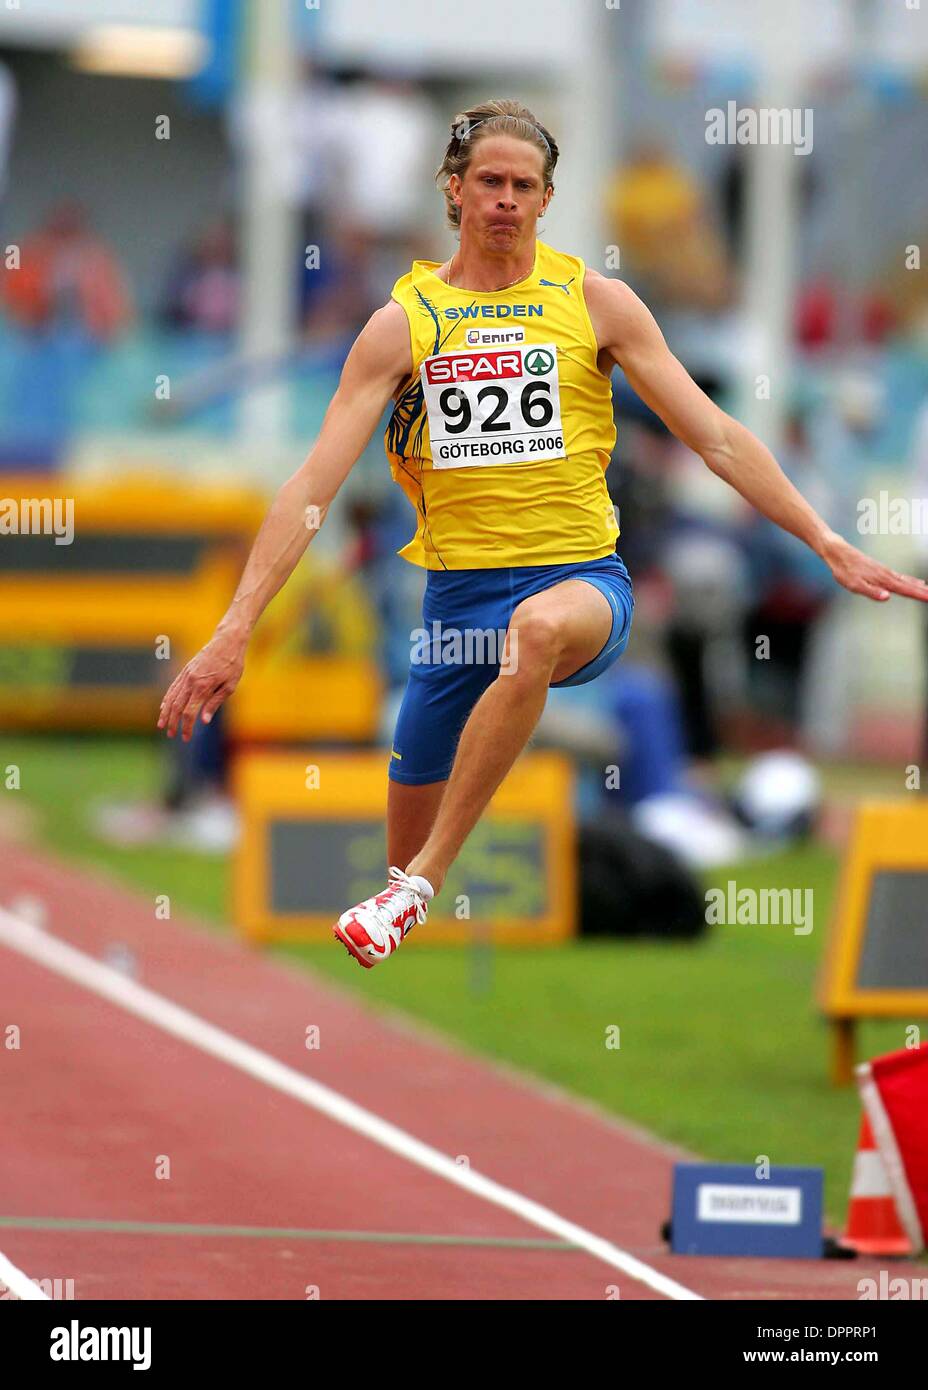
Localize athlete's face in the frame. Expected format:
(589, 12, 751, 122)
(451, 135, 551, 254)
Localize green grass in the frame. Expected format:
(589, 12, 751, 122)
(3, 733, 924, 1230)
(2, 733, 230, 922)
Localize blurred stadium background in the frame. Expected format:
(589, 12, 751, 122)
(2, 0, 928, 1229)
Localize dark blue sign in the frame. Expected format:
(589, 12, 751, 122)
(671, 1163, 823, 1258)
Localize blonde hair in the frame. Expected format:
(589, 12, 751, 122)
(435, 99, 558, 231)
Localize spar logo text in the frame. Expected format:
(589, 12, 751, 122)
(424, 351, 522, 385)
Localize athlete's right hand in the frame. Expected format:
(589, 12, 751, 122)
(158, 626, 247, 741)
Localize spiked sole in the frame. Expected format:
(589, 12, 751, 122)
(332, 922, 378, 969)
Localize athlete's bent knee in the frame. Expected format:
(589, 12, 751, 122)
(504, 611, 563, 679)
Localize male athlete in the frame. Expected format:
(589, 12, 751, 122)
(159, 99, 928, 969)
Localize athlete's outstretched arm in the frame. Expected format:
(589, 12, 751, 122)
(159, 301, 412, 740)
(584, 270, 928, 606)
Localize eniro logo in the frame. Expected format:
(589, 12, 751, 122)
(465, 327, 525, 346)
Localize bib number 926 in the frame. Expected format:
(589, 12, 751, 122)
(421, 343, 566, 468)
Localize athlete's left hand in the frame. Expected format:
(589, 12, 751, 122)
(821, 531, 928, 603)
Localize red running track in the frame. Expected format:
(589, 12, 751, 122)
(0, 842, 886, 1300)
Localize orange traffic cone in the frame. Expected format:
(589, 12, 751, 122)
(840, 1113, 913, 1255)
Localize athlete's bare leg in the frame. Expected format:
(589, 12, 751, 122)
(387, 778, 447, 870)
(404, 579, 613, 895)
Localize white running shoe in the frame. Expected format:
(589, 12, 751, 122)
(333, 866, 432, 969)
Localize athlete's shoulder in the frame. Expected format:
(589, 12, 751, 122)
(582, 271, 663, 354)
(582, 266, 638, 305)
(365, 297, 411, 335)
(583, 269, 651, 321)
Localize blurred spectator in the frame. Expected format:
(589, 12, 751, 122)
(160, 218, 239, 336)
(341, 484, 425, 692)
(536, 663, 684, 814)
(796, 279, 898, 350)
(537, 665, 748, 868)
(162, 702, 229, 814)
(607, 393, 688, 577)
(299, 218, 380, 344)
(2, 199, 132, 340)
(739, 411, 836, 732)
(606, 142, 731, 312)
(606, 372, 748, 759)
(229, 63, 442, 359)
(663, 519, 749, 757)
(296, 68, 439, 342)
(292, 68, 437, 340)
(1, 200, 133, 447)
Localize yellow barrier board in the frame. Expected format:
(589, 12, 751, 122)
(0, 473, 266, 729)
(818, 801, 928, 1082)
(228, 657, 381, 742)
(232, 749, 576, 946)
(0, 473, 380, 739)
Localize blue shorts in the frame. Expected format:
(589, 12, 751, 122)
(388, 551, 634, 785)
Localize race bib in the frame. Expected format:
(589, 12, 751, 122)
(421, 342, 565, 468)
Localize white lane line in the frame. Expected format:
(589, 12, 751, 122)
(0, 1250, 50, 1300)
(0, 908, 702, 1301)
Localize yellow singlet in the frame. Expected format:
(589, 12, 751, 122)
(385, 239, 619, 570)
